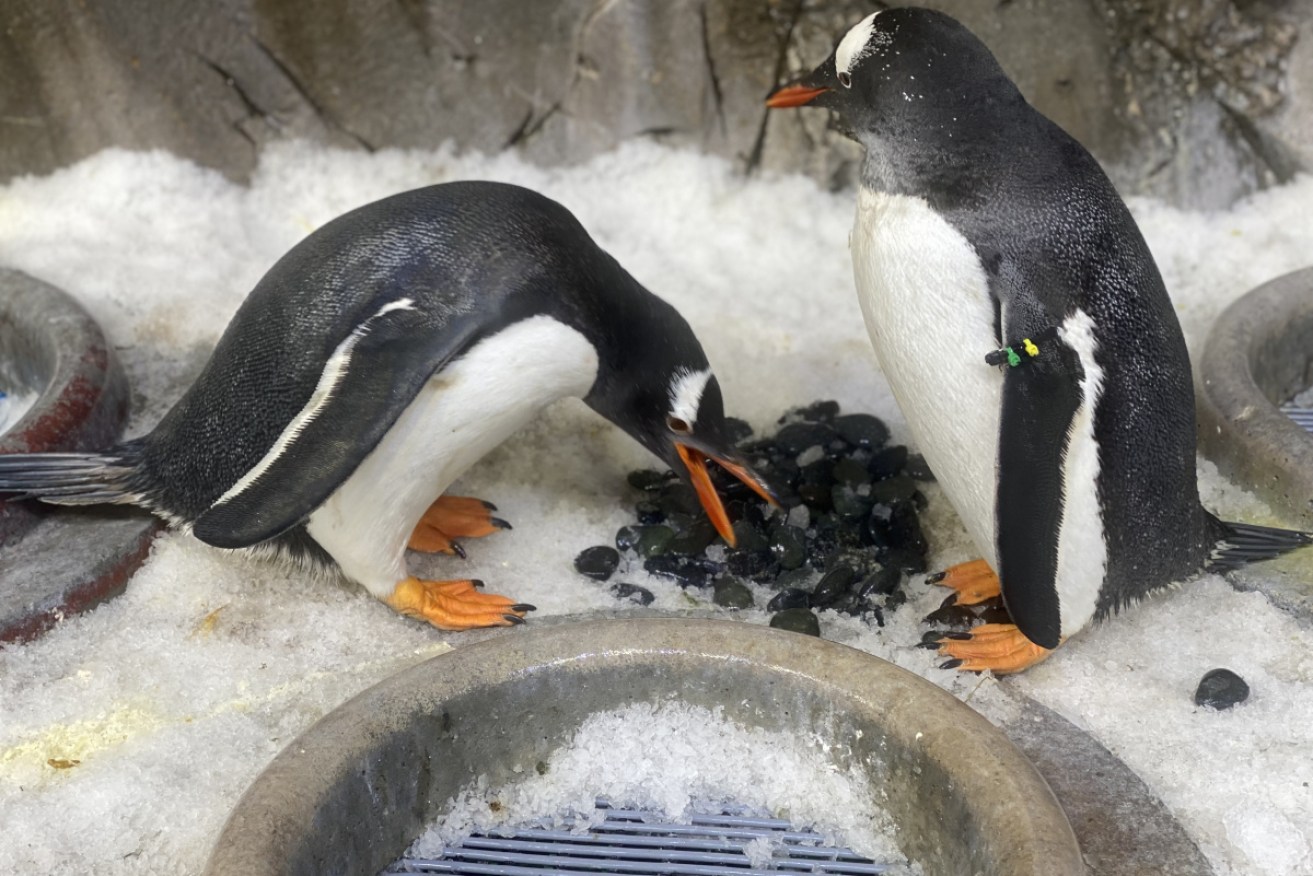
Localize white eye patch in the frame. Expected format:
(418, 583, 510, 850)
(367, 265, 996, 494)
(668, 367, 712, 428)
(835, 11, 887, 76)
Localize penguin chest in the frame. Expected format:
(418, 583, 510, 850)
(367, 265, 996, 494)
(851, 188, 1001, 563)
(306, 315, 599, 594)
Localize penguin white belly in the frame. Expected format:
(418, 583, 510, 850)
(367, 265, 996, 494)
(306, 315, 599, 597)
(851, 188, 1001, 564)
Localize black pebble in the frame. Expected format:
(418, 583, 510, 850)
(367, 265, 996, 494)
(811, 566, 857, 608)
(831, 457, 870, 486)
(628, 469, 674, 491)
(634, 500, 665, 525)
(856, 564, 901, 597)
(833, 413, 890, 449)
(644, 554, 720, 588)
(635, 525, 676, 558)
(1195, 668, 1250, 710)
(610, 582, 655, 606)
(773, 567, 814, 591)
(904, 453, 935, 481)
(667, 518, 717, 556)
(727, 549, 780, 582)
(832, 485, 874, 520)
(731, 519, 770, 552)
(712, 576, 755, 609)
(767, 587, 811, 612)
(770, 608, 821, 636)
(574, 545, 620, 581)
(769, 525, 807, 570)
(870, 476, 918, 504)
(867, 445, 909, 481)
(776, 422, 837, 455)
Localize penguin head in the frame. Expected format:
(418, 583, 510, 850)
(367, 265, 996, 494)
(766, 8, 1023, 162)
(584, 324, 778, 548)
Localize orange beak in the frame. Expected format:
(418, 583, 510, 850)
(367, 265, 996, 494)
(676, 444, 780, 549)
(765, 84, 830, 108)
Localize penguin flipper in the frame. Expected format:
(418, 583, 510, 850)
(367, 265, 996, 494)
(193, 307, 480, 549)
(994, 330, 1084, 650)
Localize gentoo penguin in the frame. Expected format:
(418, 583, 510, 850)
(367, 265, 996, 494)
(0, 181, 776, 631)
(768, 8, 1310, 672)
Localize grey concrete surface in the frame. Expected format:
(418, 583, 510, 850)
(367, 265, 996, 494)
(1, 1, 1307, 208)
(203, 618, 1084, 876)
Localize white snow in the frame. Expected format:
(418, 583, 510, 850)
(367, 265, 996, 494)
(0, 141, 1311, 876)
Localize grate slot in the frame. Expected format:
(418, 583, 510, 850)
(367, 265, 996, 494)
(385, 801, 893, 876)
(1280, 404, 1313, 433)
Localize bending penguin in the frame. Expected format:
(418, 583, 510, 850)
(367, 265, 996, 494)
(0, 181, 776, 631)
(768, 7, 1311, 672)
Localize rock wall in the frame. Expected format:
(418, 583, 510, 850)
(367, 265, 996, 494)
(1, 0, 1307, 208)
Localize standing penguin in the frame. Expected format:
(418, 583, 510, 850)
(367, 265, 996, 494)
(768, 8, 1310, 672)
(0, 181, 775, 631)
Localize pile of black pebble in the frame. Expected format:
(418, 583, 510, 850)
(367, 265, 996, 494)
(573, 400, 934, 636)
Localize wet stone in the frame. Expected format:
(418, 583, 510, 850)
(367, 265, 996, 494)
(658, 483, 702, 517)
(726, 549, 779, 582)
(888, 503, 929, 561)
(770, 608, 821, 637)
(1195, 668, 1250, 710)
(870, 476, 918, 504)
(904, 452, 935, 481)
(867, 445, 909, 481)
(767, 587, 811, 612)
(634, 525, 675, 558)
(731, 518, 769, 553)
(628, 469, 674, 492)
(610, 582, 655, 606)
(573, 545, 621, 581)
(615, 525, 644, 552)
(667, 518, 716, 556)
(634, 501, 665, 525)
(727, 500, 768, 531)
(832, 485, 874, 520)
(856, 564, 901, 597)
(768, 524, 807, 570)
(712, 576, 755, 609)
(776, 422, 837, 455)
(798, 457, 835, 487)
(833, 413, 890, 449)
(644, 554, 720, 588)
(773, 567, 814, 591)
(832, 456, 871, 486)
(723, 416, 754, 444)
(811, 565, 858, 608)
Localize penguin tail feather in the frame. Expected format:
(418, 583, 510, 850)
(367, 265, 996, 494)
(0, 450, 141, 507)
(1206, 518, 1313, 574)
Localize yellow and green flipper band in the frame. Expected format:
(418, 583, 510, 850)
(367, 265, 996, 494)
(1006, 347, 1021, 367)
(1022, 338, 1039, 357)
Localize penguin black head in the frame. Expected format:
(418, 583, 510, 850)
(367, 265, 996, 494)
(582, 296, 778, 547)
(766, 8, 1024, 179)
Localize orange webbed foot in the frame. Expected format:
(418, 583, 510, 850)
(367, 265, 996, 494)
(929, 623, 1054, 674)
(926, 558, 1000, 605)
(384, 577, 534, 631)
(407, 495, 511, 555)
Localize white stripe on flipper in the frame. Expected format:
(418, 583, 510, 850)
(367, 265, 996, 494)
(1054, 308, 1107, 638)
(210, 297, 417, 509)
(668, 367, 712, 427)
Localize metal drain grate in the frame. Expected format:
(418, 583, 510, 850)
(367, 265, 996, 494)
(1281, 403, 1313, 434)
(384, 800, 891, 875)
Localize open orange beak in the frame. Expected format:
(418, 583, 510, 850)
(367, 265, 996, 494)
(766, 84, 830, 108)
(676, 443, 780, 548)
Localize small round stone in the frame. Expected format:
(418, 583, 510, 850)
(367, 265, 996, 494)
(723, 417, 755, 444)
(1194, 668, 1250, 710)
(773, 567, 814, 591)
(712, 576, 755, 609)
(767, 587, 811, 612)
(831, 456, 870, 486)
(831, 484, 874, 520)
(726, 549, 779, 582)
(610, 582, 655, 606)
(573, 545, 620, 581)
(731, 518, 770, 552)
(904, 452, 935, 481)
(867, 445, 909, 481)
(770, 608, 821, 637)
(768, 524, 807, 570)
(833, 413, 890, 449)
(810, 565, 857, 608)
(870, 475, 918, 504)
(634, 500, 665, 525)
(856, 564, 901, 597)
(667, 518, 716, 556)
(776, 422, 838, 455)
(644, 554, 720, 588)
(634, 525, 676, 558)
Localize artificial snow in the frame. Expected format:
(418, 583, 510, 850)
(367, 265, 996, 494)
(407, 702, 908, 870)
(0, 141, 1311, 876)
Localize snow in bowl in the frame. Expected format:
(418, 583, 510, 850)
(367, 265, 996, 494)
(203, 618, 1083, 876)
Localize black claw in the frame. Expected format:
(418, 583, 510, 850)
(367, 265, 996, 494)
(939, 592, 959, 609)
(939, 658, 963, 670)
(940, 631, 972, 640)
(511, 603, 537, 612)
(926, 570, 946, 584)
(916, 641, 942, 650)
(492, 517, 513, 530)
(451, 542, 468, 560)
(480, 499, 499, 511)
(503, 614, 526, 625)
(471, 579, 485, 589)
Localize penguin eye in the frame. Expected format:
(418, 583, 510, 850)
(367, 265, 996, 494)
(667, 415, 693, 435)
(837, 71, 853, 88)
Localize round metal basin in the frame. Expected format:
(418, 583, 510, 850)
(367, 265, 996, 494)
(203, 618, 1083, 876)
(0, 268, 128, 543)
(1197, 267, 1313, 529)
